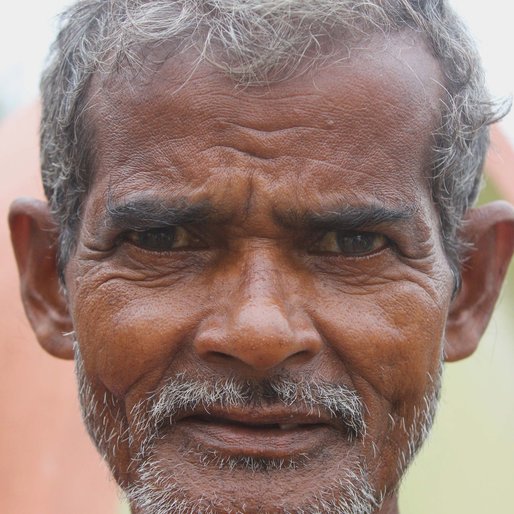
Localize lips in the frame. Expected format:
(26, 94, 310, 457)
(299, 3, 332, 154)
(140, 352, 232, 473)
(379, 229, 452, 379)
(187, 415, 312, 431)
(170, 406, 344, 459)
(176, 404, 341, 428)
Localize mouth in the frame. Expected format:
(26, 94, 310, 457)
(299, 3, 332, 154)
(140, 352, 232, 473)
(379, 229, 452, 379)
(171, 408, 343, 460)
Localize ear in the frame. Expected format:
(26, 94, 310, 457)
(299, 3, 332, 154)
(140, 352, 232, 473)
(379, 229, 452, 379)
(9, 198, 74, 359)
(445, 201, 514, 362)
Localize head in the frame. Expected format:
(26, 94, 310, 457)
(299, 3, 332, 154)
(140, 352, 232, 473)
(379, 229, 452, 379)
(9, 1, 514, 513)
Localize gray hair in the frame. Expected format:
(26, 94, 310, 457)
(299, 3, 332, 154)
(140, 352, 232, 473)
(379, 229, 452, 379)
(40, 0, 505, 285)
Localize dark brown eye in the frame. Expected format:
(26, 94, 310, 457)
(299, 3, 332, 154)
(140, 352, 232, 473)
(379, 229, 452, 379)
(125, 226, 204, 252)
(313, 231, 388, 257)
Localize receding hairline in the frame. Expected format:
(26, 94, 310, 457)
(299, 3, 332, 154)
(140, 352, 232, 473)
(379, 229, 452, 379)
(88, 24, 442, 95)
(85, 27, 445, 148)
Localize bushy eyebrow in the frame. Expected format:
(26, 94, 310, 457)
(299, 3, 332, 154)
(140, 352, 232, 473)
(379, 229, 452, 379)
(274, 204, 416, 232)
(103, 197, 219, 230)
(102, 197, 415, 235)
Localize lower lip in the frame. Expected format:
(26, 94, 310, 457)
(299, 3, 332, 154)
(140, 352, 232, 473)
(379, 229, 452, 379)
(174, 418, 339, 458)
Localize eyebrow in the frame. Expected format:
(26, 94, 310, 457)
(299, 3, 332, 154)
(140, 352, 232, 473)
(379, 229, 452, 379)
(103, 197, 218, 230)
(103, 197, 415, 235)
(274, 204, 416, 232)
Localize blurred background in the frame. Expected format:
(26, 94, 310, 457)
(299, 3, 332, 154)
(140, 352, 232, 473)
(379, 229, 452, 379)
(1, 1, 512, 513)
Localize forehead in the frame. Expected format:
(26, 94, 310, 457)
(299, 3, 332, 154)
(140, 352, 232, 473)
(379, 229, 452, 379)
(87, 32, 443, 219)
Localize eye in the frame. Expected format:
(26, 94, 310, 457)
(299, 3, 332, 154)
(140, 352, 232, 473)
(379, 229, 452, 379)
(312, 231, 388, 257)
(124, 226, 205, 252)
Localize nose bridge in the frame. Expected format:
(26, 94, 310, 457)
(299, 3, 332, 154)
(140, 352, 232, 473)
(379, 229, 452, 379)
(194, 246, 322, 371)
(238, 246, 288, 315)
(235, 250, 292, 346)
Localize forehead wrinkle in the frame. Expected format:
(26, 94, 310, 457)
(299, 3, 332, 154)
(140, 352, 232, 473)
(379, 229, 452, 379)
(90, 54, 442, 186)
(94, 33, 442, 135)
(84, 32, 443, 241)
(197, 122, 335, 162)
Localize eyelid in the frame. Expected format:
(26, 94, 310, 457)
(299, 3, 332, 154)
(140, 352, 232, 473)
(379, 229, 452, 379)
(120, 225, 207, 252)
(310, 230, 390, 257)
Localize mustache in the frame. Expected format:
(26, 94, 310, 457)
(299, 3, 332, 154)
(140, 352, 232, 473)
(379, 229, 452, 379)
(130, 373, 366, 452)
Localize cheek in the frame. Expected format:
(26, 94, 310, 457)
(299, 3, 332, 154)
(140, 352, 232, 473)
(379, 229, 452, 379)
(313, 281, 446, 408)
(312, 279, 448, 491)
(71, 275, 207, 397)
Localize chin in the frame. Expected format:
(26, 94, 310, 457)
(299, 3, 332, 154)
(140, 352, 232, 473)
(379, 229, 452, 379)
(124, 449, 381, 514)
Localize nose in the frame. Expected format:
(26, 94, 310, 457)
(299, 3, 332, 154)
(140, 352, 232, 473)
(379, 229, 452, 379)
(193, 252, 323, 372)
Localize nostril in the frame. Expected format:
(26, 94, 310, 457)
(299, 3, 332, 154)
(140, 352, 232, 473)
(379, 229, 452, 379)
(199, 345, 319, 372)
(287, 349, 317, 365)
(193, 307, 323, 371)
(204, 351, 240, 365)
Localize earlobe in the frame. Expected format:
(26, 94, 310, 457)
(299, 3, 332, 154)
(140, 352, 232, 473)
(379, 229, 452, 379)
(445, 201, 514, 362)
(9, 198, 74, 360)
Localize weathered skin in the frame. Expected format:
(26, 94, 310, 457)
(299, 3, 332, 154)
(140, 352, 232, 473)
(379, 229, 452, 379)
(9, 32, 514, 513)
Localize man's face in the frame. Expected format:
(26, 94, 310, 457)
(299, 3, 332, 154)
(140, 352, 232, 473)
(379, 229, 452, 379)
(67, 34, 452, 512)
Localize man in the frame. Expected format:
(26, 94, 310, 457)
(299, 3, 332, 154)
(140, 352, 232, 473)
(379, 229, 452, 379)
(8, 0, 514, 513)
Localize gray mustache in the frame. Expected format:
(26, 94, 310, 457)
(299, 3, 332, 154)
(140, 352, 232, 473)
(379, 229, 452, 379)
(131, 373, 366, 447)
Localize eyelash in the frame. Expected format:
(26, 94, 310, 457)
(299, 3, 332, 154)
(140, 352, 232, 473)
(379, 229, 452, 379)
(309, 230, 390, 258)
(120, 226, 206, 253)
(119, 225, 391, 261)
